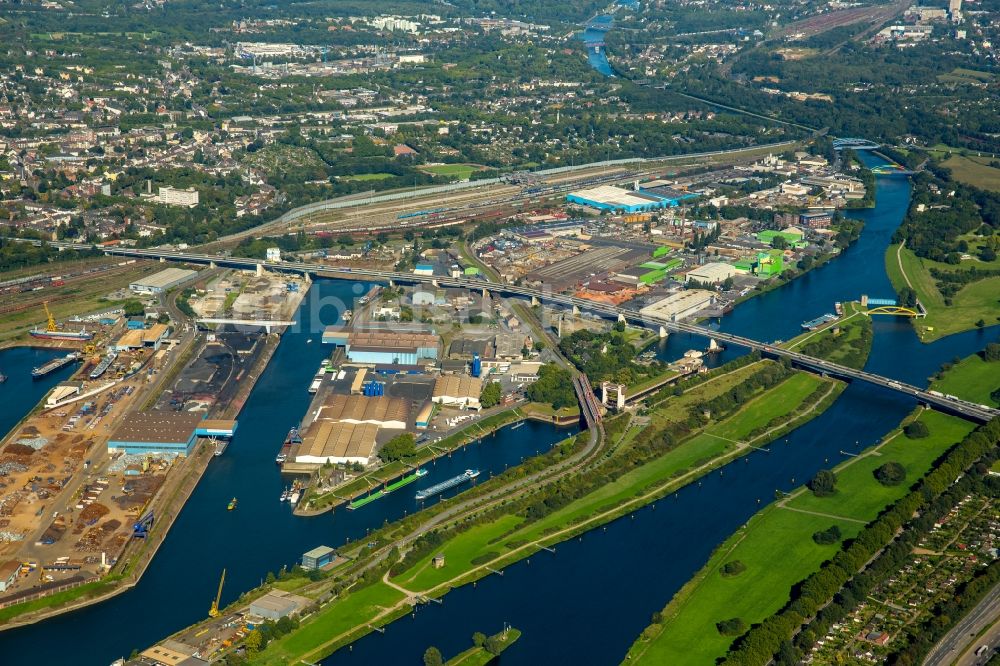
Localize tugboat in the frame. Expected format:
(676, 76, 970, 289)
(227, 497, 238, 511)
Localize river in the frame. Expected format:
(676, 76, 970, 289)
(0, 156, 996, 664)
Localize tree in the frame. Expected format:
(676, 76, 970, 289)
(874, 461, 906, 486)
(484, 635, 504, 655)
(904, 420, 929, 439)
(772, 236, 789, 250)
(812, 525, 842, 545)
(480, 381, 502, 409)
(423, 646, 443, 666)
(984, 343, 1000, 362)
(808, 469, 837, 497)
(472, 632, 487, 648)
(123, 299, 145, 317)
(381, 433, 416, 461)
(244, 628, 263, 653)
(717, 617, 748, 636)
(720, 560, 747, 577)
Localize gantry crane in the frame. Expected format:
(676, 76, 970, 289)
(209, 568, 226, 618)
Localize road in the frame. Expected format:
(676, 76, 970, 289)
(925, 584, 1000, 666)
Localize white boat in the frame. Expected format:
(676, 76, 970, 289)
(289, 490, 301, 505)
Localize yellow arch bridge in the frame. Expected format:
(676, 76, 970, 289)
(866, 305, 920, 317)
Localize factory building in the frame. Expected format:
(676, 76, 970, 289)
(108, 412, 204, 455)
(129, 267, 197, 295)
(0, 560, 19, 592)
(302, 546, 336, 571)
(315, 394, 409, 429)
(113, 323, 170, 352)
(249, 590, 310, 621)
(685, 262, 737, 285)
(567, 185, 676, 213)
(432, 375, 483, 410)
(344, 330, 441, 365)
(294, 422, 379, 466)
(639, 290, 716, 322)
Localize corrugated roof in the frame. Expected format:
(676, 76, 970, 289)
(110, 412, 202, 444)
(316, 394, 409, 424)
(297, 422, 378, 461)
(433, 375, 482, 399)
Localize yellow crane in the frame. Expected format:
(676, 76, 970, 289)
(42, 301, 57, 332)
(208, 568, 226, 618)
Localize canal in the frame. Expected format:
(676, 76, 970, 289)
(0, 154, 996, 664)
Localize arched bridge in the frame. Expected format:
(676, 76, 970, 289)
(833, 138, 882, 151)
(20, 242, 1000, 424)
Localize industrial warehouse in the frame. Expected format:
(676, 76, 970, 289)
(129, 267, 198, 294)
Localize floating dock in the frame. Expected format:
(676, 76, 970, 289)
(415, 469, 480, 501)
(801, 313, 838, 331)
(348, 468, 428, 510)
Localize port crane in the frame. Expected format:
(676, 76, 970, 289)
(208, 568, 226, 618)
(132, 510, 154, 538)
(42, 301, 57, 332)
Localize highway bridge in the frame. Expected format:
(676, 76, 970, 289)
(82, 245, 999, 425)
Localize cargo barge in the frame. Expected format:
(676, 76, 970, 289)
(29, 328, 93, 341)
(32, 352, 81, 379)
(801, 313, 838, 331)
(348, 468, 427, 510)
(415, 469, 480, 501)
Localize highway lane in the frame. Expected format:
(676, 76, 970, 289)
(925, 583, 1000, 666)
(86, 246, 1000, 424)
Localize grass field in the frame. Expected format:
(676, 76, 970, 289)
(257, 583, 405, 664)
(932, 353, 1000, 407)
(339, 173, 396, 182)
(421, 163, 486, 180)
(788, 411, 974, 521)
(628, 507, 861, 664)
(708, 373, 824, 440)
(627, 410, 973, 665)
(941, 155, 1000, 191)
(885, 243, 1000, 341)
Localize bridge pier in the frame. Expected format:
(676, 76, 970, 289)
(388, 279, 395, 288)
(659, 326, 668, 339)
(256, 263, 264, 276)
(617, 313, 626, 324)
(482, 288, 488, 299)
(159, 257, 165, 263)
(531, 296, 539, 307)
(432, 279, 439, 288)
(572, 305, 580, 316)
(209, 261, 216, 270)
